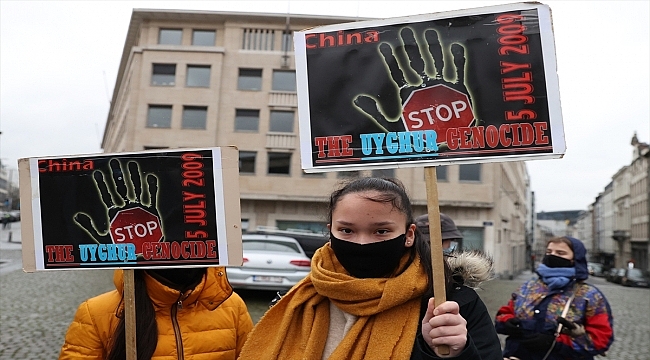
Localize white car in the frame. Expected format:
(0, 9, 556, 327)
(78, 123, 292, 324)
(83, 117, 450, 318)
(226, 234, 311, 290)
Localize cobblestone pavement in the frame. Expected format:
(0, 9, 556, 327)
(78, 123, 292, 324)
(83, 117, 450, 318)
(1, 224, 648, 359)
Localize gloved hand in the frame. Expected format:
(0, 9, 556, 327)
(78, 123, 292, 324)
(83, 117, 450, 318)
(502, 318, 523, 336)
(519, 333, 556, 352)
(558, 317, 586, 337)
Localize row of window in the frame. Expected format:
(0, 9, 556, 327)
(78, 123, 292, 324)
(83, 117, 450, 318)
(151, 64, 296, 92)
(238, 69, 296, 92)
(158, 28, 293, 51)
(147, 105, 208, 129)
(238, 150, 482, 182)
(146, 105, 296, 133)
(159, 28, 216, 46)
(152, 64, 211, 87)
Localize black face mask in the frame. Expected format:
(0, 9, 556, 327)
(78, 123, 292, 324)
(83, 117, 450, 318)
(330, 233, 406, 278)
(543, 254, 574, 268)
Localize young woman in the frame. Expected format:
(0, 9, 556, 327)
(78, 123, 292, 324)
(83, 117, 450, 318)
(495, 236, 614, 360)
(59, 267, 253, 359)
(239, 177, 502, 359)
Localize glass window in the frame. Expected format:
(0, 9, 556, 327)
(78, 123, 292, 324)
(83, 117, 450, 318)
(182, 106, 207, 129)
(238, 69, 262, 90)
(239, 151, 256, 174)
(186, 65, 210, 87)
(235, 109, 259, 131)
(269, 111, 294, 132)
(147, 105, 172, 128)
(243, 240, 300, 253)
(268, 152, 291, 175)
(192, 30, 215, 46)
(436, 166, 448, 181)
(372, 169, 395, 178)
(151, 64, 176, 86)
(459, 164, 481, 182)
(159, 29, 182, 45)
(272, 70, 296, 91)
(143, 146, 169, 150)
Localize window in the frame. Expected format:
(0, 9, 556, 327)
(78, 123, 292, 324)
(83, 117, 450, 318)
(268, 152, 291, 174)
(372, 169, 395, 178)
(238, 69, 262, 90)
(242, 28, 275, 50)
(436, 166, 448, 181)
(282, 30, 293, 52)
(459, 164, 481, 182)
(269, 111, 294, 132)
(192, 30, 215, 46)
(239, 151, 256, 174)
(182, 106, 207, 129)
(151, 64, 176, 86)
(147, 105, 172, 128)
(272, 70, 296, 91)
(143, 146, 169, 150)
(159, 29, 182, 45)
(235, 109, 259, 131)
(186, 65, 210, 87)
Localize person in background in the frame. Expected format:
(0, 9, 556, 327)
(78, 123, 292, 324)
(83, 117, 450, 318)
(495, 236, 614, 360)
(414, 213, 462, 254)
(59, 267, 253, 360)
(241, 177, 502, 359)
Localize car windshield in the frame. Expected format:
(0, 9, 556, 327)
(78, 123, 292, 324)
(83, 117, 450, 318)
(243, 240, 301, 253)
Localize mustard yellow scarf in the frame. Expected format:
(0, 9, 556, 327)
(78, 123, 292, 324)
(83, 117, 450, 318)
(238, 244, 429, 360)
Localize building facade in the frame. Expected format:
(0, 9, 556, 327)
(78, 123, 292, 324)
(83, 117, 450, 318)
(628, 135, 649, 270)
(102, 9, 531, 277)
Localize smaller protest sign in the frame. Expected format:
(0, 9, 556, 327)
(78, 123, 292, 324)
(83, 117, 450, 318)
(18, 147, 242, 271)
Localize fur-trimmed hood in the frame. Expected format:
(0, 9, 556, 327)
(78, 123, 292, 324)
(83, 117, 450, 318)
(445, 250, 495, 289)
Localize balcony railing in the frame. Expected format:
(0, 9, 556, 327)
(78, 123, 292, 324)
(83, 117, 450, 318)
(269, 91, 297, 107)
(266, 133, 296, 149)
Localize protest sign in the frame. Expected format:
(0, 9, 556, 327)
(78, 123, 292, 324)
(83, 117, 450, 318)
(295, 2, 564, 172)
(18, 147, 242, 272)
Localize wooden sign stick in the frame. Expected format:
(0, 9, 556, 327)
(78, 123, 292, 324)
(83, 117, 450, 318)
(123, 269, 138, 360)
(424, 167, 450, 355)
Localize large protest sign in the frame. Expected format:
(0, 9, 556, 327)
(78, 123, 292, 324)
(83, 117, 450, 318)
(18, 147, 242, 271)
(295, 2, 564, 172)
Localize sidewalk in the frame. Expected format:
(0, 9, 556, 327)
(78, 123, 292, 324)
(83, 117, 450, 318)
(0, 221, 24, 274)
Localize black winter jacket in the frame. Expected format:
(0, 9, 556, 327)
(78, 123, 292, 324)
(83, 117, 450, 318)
(411, 251, 502, 360)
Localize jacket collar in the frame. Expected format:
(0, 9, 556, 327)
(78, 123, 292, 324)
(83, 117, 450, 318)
(113, 267, 233, 311)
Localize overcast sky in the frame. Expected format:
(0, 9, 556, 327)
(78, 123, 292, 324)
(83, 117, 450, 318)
(1, 0, 648, 212)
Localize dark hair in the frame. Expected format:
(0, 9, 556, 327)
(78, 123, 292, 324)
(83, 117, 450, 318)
(327, 177, 450, 297)
(106, 270, 158, 360)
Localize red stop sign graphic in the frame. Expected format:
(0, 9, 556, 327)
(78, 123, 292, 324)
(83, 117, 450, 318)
(109, 207, 163, 254)
(401, 84, 474, 144)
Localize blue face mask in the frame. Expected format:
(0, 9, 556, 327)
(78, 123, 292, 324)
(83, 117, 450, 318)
(443, 241, 458, 255)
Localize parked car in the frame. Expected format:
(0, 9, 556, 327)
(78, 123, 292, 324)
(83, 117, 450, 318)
(606, 268, 621, 283)
(621, 268, 650, 288)
(226, 234, 311, 291)
(588, 262, 604, 277)
(246, 226, 329, 258)
(612, 268, 627, 284)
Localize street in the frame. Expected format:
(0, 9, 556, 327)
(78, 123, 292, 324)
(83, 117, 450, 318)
(1, 223, 648, 359)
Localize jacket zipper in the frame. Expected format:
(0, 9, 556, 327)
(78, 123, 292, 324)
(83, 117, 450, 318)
(172, 291, 192, 360)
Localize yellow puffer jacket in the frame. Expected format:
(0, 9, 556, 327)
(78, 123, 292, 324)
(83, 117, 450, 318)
(59, 267, 253, 360)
